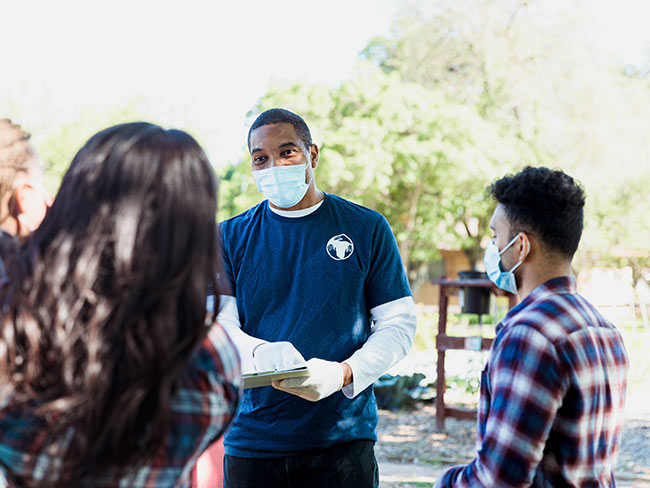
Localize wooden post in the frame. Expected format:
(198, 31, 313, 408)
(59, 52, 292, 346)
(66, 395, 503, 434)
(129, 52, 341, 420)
(433, 278, 518, 432)
(436, 284, 448, 431)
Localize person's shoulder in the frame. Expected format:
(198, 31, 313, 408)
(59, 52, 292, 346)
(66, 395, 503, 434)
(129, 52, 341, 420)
(504, 291, 588, 346)
(220, 201, 266, 232)
(327, 194, 384, 223)
(179, 325, 241, 397)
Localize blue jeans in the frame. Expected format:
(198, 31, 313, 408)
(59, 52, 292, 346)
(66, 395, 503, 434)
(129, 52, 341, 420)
(223, 440, 378, 488)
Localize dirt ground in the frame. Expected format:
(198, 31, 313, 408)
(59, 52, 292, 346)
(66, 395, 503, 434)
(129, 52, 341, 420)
(375, 404, 650, 487)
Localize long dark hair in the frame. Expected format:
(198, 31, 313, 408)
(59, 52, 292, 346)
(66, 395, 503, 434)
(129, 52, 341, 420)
(0, 122, 220, 482)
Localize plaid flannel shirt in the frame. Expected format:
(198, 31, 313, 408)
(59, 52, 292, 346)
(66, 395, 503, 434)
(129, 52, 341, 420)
(437, 277, 628, 487)
(0, 322, 240, 488)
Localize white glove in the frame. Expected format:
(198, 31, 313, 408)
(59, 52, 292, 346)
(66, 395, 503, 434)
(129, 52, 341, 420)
(252, 341, 306, 372)
(272, 358, 344, 402)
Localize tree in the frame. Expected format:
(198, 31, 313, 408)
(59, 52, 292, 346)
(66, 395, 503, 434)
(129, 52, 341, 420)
(220, 65, 529, 274)
(363, 0, 650, 275)
(220, 0, 650, 278)
(218, 155, 264, 221)
(37, 103, 149, 193)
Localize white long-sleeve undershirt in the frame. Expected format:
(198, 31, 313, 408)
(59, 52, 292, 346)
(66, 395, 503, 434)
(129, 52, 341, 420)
(214, 294, 417, 399)
(213, 197, 417, 398)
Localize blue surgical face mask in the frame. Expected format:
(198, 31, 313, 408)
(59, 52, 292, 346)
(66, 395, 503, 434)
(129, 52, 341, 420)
(252, 163, 310, 208)
(484, 233, 524, 295)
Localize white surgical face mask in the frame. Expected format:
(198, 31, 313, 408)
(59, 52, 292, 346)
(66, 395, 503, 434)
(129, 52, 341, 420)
(252, 163, 309, 208)
(484, 233, 524, 295)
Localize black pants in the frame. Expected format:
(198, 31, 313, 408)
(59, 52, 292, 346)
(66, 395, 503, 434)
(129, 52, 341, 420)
(223, 440, 378, 488)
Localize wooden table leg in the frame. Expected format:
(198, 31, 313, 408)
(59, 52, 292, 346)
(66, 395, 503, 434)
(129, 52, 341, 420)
(436, 286, 448, 432)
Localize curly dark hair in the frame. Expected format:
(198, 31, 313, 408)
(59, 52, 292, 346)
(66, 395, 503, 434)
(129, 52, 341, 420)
(489, 166, 586, 259)
(247, 108, 313, 151)
(0, 122, 220, 485)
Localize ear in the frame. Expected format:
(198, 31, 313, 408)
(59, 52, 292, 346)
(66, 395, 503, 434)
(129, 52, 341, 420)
(516, 232, 532, 262)
(12, 183, 30, 215)
(13, 183, 50, 234)
(309, 144, 319, 168)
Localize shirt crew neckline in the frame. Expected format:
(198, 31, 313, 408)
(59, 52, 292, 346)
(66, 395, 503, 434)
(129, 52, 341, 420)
(264, 193, 330, 222)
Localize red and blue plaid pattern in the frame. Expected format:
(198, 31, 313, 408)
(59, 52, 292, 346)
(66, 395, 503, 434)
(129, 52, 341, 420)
(437, 277, 628, 487)
(0, 322, 240, 487)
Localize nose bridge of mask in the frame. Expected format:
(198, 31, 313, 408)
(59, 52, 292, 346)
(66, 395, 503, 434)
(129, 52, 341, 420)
(271, 163, 282, 186)
(254, 164, 300, 186)
(253, 163, 309, 208)
(272, 163, 305, 181)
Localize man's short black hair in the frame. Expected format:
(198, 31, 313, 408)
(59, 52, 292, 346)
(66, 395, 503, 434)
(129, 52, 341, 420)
(489, 166, 586, 259)
(247, 108, 313, 152)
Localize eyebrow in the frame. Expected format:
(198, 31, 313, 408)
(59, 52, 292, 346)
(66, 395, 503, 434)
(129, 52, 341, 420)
(250, 141, 297, 154)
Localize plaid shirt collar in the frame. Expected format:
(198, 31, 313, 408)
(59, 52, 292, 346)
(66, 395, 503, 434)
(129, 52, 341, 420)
(496, 276, 577, 336)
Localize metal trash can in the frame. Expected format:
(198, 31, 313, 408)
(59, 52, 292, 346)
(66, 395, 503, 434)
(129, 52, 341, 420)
(458, 270, 491, 315)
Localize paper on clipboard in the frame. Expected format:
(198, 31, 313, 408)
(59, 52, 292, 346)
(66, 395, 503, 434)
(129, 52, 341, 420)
(242, 366, 310, 389)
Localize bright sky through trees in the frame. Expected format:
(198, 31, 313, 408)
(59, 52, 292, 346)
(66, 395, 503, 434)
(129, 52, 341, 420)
(1, 0, 396, 166)
(1, 0, 648, 167)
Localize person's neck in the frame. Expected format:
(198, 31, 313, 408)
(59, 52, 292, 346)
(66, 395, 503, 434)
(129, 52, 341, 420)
(269, 182, 324, 211)
(518, 261, 572, 299)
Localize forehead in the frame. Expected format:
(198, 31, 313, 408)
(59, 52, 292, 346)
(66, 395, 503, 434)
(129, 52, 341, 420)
(490, 203, 510, 230)
(249, 123, 300, 151)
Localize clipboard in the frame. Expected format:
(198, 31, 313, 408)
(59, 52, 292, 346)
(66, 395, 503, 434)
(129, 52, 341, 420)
(242, 366, 310, 389)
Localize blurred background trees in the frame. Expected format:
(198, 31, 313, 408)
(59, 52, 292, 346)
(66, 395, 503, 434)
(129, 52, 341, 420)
(9, 0, 649, 282)
(225, 65, 532, 274)
(219, 0, 650, 280)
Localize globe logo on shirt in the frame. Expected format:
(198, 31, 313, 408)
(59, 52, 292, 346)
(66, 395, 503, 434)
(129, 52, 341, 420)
(326, 234, 354, 261)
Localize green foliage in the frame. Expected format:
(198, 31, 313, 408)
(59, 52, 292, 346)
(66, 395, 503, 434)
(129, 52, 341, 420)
(218, 155, 264, 221)
(446, 374, 481, 397)
(38, 103, 149, 194)
(578, 172, 650, 277)
(412, 311, 438, 352)
(220, 64, 528, 269)
(363, 0, 650, 274)
(224, 0, 650, 273)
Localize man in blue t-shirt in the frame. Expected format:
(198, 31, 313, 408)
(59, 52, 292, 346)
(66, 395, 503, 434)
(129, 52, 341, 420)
(218, 108, 417, 488)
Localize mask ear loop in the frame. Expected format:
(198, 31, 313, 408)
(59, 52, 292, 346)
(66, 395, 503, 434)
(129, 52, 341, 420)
(506, 233, 531, 274)
(498, 232, 522, 256)
(509, 258, 523, 274)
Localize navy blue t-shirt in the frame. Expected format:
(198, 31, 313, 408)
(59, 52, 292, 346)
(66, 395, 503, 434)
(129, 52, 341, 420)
(220, 194, 411, 457)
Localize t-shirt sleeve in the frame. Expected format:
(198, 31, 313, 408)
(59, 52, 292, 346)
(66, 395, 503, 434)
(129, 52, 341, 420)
(364, 214, 411, 310)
